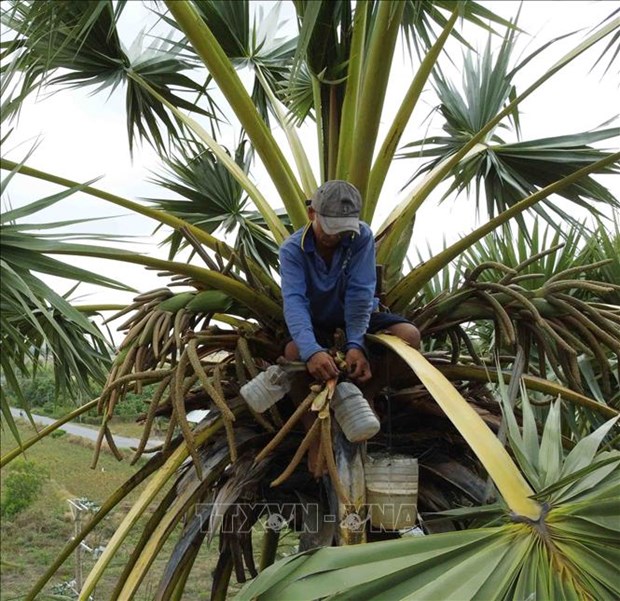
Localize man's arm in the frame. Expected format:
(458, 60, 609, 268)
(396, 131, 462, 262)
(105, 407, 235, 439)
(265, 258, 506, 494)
(343, 227, 376, 354)
(279, 243, 325, 362)
(343, 227, 376, 382)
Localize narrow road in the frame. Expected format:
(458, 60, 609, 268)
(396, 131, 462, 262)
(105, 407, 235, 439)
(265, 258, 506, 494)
(9, 407, 163, 449)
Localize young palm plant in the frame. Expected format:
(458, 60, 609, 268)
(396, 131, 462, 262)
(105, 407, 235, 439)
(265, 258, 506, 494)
(1, 1, 619, 599)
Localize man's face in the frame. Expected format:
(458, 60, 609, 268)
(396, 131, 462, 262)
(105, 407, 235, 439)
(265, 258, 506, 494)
(309, 208, 345, 248)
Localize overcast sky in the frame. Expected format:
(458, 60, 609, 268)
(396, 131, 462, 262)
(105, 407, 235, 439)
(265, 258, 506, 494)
(3, 0, 619, 320)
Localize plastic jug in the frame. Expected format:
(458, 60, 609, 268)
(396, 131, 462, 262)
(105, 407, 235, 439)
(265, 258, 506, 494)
(240, 365, 291, 413)
(365, 453, 419, 530)
(331, 382, 380, 442)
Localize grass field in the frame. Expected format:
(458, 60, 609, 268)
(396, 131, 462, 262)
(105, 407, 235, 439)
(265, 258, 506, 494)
(0, 421, 295, 600)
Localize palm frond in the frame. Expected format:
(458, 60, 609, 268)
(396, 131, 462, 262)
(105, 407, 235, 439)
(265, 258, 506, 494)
(0, 183, 134, 443)
(164, 0, 307, 228)
(378, 13, 619, 274)
(400, 0, 518, 56)
(591, 7, 620, 75)
(149, 139, 285, 271)
(0, 186, 130, 394)
(190, 0, 298, 126)
(1, 0, 215, 154)
(400, 30, 619, 227)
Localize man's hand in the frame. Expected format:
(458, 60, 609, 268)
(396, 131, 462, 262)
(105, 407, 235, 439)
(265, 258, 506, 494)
(345, 348, 371, 383)
(307, 351, 340, 382)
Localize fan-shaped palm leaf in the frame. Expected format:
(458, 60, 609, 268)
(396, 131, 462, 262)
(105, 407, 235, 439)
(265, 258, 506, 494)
(190, 0, 297, 126)
(0, 177, 135, 442)
(149, 139, 285, 272)
(400, 34, 620, 227)
(400, 0, 517, 56)
(164, 0, 308, 229)
(1, 0, 214, 154)
(377, 14, 619, 281)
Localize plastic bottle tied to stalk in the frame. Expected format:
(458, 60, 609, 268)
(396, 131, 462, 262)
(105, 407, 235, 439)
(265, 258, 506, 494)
(331, 382, 380, 442)
(240, 365, 292, 413)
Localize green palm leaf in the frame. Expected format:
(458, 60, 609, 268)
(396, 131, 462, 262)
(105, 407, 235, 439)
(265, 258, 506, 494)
(0, 181, 135, 443)
(400, 0, 517, 55)
(190, 0, 297, 126)
(591, 7, 620, 74)
(1, 0, 214, 154)
(378, 13, 619, 281)
(400, 33, 619, 226)
(164, 0, 307, 229)
(580, 216, 620, 304)
(150, 139, 287, 271)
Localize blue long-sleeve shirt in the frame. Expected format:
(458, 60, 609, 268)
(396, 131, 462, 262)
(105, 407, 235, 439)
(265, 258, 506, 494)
(279, 222, 378, 361)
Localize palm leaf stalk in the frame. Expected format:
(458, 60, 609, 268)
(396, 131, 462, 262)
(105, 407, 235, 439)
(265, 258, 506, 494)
(368, 335, 540, 519)
(346, 1, 405, 202)
(254, 65, 318, 197)
(43, 250, 283, 320)
(437, 366, 618, 420)
(334, 1, 368, 182)
(364, 4, 460, 219)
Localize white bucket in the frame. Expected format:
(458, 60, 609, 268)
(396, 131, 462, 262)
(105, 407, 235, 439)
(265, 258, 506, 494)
(240, 365, 291, 413)
(365, 454, 418, 530)
(332, 382, 380, 442)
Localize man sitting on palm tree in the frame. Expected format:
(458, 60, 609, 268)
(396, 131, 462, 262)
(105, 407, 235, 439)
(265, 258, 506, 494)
(280, 180, 420, 384)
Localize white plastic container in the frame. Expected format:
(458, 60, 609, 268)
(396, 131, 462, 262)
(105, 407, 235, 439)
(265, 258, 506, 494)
(240, 365, 291, 413)
(331, 382, 380, 442)
(365, 454, 418, 530)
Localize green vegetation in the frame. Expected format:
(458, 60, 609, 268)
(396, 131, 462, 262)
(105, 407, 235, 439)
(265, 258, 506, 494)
(1, 421, 139, 599)
(1, 422, 296, 599)
(6, 366, 156, 440)
(1, 459, 48, 518)
(9, 365, 153, 422)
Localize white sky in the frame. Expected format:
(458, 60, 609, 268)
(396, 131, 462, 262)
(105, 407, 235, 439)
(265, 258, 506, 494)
(2, 0, 619, 324)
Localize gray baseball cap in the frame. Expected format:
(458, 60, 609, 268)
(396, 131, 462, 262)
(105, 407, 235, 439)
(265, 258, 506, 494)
(310, 180, 362, 235)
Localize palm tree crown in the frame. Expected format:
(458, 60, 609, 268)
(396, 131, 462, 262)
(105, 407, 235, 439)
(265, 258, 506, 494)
(1, 1, 619, 599)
